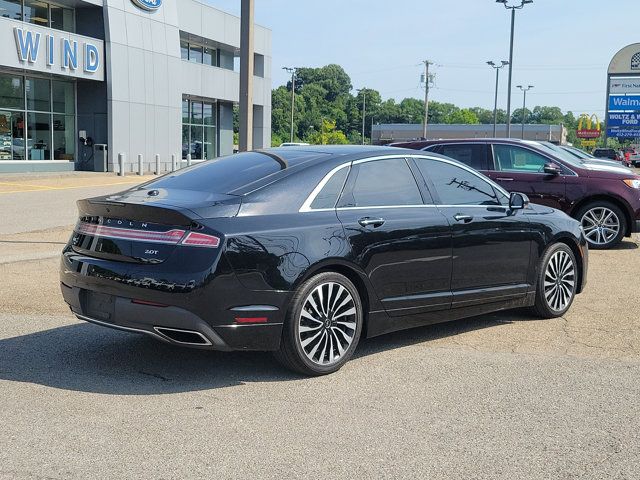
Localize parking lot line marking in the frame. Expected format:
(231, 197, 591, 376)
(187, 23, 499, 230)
(0, 179, 153, 195)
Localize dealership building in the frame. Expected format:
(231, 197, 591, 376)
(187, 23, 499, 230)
(0, 0, 272, 173)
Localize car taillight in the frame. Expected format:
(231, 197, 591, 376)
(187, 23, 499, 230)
(76, 223, 185, 244)
(179, 231, 221, 248)
(76, 222, 221, 248)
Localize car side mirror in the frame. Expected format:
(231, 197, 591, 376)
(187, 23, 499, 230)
(509, 192, 529, 210)
(543, 162, 562, 175)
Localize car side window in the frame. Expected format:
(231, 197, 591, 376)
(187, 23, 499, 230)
(493, 144, 549, 173)
(338, 158, 423, 208)
(439, 144, 487, 170)
(414, 158, 501, 206)
(310, 167, 349, 210)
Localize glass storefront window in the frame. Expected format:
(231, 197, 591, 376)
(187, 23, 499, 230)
(190, 125, 203, 160)
(203, 48, 217, 67)
(182, 98, 217, 160)
(52, 80, 74, 113)
(180, 40, 189, 61)
(26, 77, 51, 112)
(182, 100, 189, 123)
(0, 75, 74, 162)
(50, 5, 74, 32)
(27, 112, 51, 160)
(203, 103, 214, 126)
(52, 114, 74, 160)
(190, 101, 202, 124)
(24, 0, 48, 27)
(0, 0, 22, 20)
(203, 126, 216, 160)
(0, 75, 24, 110)
(189, 45, 203, 64)
(0, 112, 13, 160)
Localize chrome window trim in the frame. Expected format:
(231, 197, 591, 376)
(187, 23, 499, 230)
(299, 153, 513, 212)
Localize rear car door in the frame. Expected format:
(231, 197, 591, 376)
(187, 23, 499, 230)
(429, 143, 491, 172)
(336, 156, 452, 317)
(485, 143, 567, 209)
(412, 156, 533, 307)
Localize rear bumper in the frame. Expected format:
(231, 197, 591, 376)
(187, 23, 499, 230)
(61, 282, 284, 351)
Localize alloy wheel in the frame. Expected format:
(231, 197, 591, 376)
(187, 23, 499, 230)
(543, 250, 576, 312)
(581, 207, 620, 246)
(298, 281, 357, 366)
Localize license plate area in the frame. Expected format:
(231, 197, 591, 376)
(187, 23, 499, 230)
(81, 290, 116, 321)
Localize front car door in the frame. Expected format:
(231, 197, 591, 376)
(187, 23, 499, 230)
(411, 155, 534, 308)
(335, 156, 452, 317)
(485, 143, 568, 210)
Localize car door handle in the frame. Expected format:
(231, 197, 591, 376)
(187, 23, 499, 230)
(453, 214, 474, 223)
(496, 177, 514, 182)
(358, 217, 385, 228)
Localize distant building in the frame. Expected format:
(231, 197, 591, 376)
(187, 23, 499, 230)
(372, 123, 567, 146)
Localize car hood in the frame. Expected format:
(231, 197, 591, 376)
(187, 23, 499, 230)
(578, 161, 635, 178)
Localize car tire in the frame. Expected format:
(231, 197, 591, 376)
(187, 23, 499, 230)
(274, 272, 363, 376)
(531, 243, 578, 319)
(575, 201, 626, 249)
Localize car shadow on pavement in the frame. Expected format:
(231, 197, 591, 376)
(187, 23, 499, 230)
(610, 240, 638, 250)
(0, 311, 523, 394)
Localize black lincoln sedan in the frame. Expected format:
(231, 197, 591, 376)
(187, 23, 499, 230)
(61, 146, 588, 375)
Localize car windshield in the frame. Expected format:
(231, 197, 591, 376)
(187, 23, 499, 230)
(523, 141, 585, 167)
(563, 146, 592, 159)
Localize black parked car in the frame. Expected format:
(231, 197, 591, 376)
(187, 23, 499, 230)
(61, 146, 588, 375)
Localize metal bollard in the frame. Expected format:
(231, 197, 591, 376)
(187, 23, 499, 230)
(187, 153, 192, 167)
(155, 154, 160, 175)
(118, 153, 126, 176)
(137, 154, 144, 176)
(171, 154, 178, 172)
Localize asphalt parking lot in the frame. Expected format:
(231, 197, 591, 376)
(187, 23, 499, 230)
(1, 172, 640, 479)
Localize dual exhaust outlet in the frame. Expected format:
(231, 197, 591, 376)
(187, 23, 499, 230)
(153, 326, 212, 346)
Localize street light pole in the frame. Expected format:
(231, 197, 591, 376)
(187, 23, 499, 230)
(238, 0, 254, 152)
(517, 84, 534, 139)
(357, 88, 367, 145)
(283, 66, 296, 143)
(487, 60, 509, 137)
(495, 0, 533, 138)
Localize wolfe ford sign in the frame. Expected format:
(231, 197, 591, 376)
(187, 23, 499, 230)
(0, 17, 104, 81)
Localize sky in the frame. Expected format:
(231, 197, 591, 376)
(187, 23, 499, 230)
(205, 0, 640, 117)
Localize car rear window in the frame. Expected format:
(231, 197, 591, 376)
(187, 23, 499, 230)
(145, 151, 325, 194)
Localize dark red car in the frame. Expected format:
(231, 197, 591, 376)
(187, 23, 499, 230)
(391, 138, 640, 249)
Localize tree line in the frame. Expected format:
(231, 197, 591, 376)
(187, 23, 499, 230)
(270, 64, 604, 147)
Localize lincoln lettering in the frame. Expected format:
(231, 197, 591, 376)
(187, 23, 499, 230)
(14, 27, 100, 73)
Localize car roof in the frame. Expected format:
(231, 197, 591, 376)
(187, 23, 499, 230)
(260, 145, 424, 166)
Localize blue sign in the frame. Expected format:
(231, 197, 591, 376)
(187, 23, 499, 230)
(607, 128, 640, 138)
(131, 0, 161, 10)
(608, 112, 640, 127)
(609, 95, 640, 111)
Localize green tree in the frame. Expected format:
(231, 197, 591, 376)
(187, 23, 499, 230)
(307, 119, 349, 145)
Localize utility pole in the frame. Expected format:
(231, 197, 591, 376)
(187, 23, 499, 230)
(238, 0, 254, 152)
(422, 60, 433, 139)
(517, 84, 534, 139)
(283, 66, 296, 142)
(357, 88, 366, 145)
(487, 60, 509, 137)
